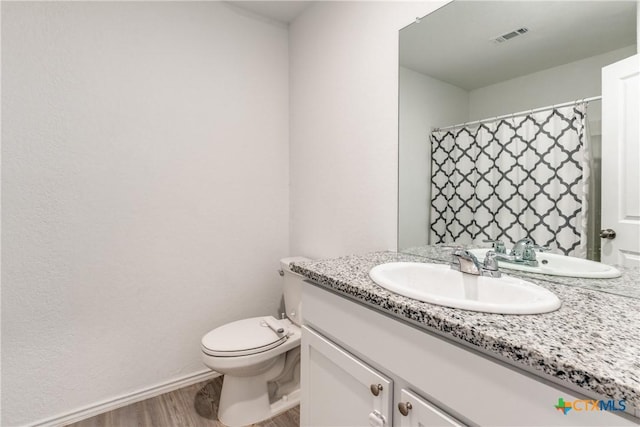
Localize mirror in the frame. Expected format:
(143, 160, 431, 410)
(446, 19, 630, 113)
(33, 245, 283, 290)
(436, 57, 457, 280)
(398, 1, 637, 263)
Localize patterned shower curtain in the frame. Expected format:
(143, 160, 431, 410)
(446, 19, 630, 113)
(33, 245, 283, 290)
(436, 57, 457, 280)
(429, 104, 590, 257)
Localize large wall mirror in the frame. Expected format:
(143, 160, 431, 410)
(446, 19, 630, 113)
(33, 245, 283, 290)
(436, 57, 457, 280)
(398, 1, 637, 264)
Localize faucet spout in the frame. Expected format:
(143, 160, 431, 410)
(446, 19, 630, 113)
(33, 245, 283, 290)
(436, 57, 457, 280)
(450, 249, 501, 277)
(511, 238, 534, 258)
(451, 249, 482, 274)
(505, 238, 548, 267)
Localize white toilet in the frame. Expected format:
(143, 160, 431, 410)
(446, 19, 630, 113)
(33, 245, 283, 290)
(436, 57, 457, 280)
(201, 257, 309, 427)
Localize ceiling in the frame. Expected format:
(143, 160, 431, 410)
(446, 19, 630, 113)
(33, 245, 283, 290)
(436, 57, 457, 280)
(228, 1, 313, 24)
(400, 1, 637, 91)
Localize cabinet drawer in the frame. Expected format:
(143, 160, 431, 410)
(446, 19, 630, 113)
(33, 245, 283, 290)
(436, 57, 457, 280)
(397, 389, 464, 427)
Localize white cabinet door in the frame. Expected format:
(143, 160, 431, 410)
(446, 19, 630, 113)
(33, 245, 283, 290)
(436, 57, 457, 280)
(301, 326, 393, 427)
(397, 389, 464, 427)
(601, 54, 640, 266)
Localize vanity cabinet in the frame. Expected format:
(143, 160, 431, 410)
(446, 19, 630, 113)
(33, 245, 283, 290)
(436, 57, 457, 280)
(302, 326, 393, 427)
(301, 281, 638, 426)
(397, 389, 463, 427)
(302, 325, 463, 427)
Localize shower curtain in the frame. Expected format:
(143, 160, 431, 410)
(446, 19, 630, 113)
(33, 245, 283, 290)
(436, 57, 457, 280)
(429, 104, 590, 257)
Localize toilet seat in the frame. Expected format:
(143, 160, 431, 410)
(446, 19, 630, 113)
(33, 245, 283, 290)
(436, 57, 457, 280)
(201, 316, 288, 357)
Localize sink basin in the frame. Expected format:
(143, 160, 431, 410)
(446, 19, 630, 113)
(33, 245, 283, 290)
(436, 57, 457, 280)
(467, 248, 621, 279)
(369, 262, 561, 314)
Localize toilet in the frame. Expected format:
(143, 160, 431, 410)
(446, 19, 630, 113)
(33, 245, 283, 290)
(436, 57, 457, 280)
(201, 257, 309, 427)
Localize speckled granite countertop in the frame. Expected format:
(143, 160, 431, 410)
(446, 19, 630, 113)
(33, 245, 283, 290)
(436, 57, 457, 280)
(290, 251, 640, 412)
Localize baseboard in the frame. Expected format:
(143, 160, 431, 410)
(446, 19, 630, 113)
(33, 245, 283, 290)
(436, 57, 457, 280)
(29, 369, 220, 427)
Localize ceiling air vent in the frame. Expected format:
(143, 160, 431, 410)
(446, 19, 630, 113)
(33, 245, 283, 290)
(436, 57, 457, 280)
(491, 27, 529, 44)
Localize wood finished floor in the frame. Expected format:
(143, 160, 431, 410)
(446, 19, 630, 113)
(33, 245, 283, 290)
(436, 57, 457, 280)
(66, 376, 300, 427)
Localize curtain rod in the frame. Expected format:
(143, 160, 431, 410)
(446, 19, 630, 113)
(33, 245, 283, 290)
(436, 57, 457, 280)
(433, 96, 602, 132)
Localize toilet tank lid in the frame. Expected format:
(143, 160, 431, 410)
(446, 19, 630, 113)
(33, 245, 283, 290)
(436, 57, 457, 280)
(280, 256, 311, 272)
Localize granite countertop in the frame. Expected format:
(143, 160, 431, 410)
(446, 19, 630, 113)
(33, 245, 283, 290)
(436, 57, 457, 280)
(290, 251, 640, 412)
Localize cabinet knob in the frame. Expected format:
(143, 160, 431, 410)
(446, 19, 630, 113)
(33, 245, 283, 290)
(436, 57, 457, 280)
(398, 401, 413, 416)
(370, 384, 383, 396)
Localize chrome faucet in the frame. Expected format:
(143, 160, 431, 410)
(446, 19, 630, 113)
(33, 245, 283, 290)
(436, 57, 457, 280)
(511, 238, 534, 258)
(484, 238, 548, 267)
(483, 239, 506, 254)
(450, 248, 501, 278)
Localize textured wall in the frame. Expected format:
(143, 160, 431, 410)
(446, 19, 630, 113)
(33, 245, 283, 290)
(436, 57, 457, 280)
(289, 1, 447, 259)
(468, 46, 637, 121)
(398, 67, 469, 249)
(1, 3, 289, 425)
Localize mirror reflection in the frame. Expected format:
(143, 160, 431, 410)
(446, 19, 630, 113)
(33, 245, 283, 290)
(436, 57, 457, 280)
(398, 1, 637, 267)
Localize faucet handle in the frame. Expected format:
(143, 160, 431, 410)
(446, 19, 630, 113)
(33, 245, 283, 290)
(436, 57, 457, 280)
(522, 246, 537, 262)
(483, 250, 499, 270)
(482, 239, 506, 254)
(481, 251, 502, 278)
(519, 243, 548, 263)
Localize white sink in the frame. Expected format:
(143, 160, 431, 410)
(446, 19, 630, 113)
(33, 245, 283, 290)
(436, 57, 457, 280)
(369, 262, 561, 315)
(467, 248, 621, 279)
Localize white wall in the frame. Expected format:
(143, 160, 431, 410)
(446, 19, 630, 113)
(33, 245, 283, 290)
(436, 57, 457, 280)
(289, 1, 448, 259)
(398, 67, 468, 249)
(1, 2, 289, 425)
(469, 46, 637, 121)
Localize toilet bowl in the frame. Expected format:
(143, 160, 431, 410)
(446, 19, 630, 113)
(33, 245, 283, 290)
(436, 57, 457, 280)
(201, 257, 309, 427)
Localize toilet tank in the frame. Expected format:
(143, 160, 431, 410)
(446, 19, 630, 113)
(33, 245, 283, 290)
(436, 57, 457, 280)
(280, 256, 310, 326)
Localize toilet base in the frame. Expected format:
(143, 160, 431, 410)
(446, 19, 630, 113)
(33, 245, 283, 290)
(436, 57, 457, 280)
(218, 374, 300, 427)
(202, 323, 302, 426)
